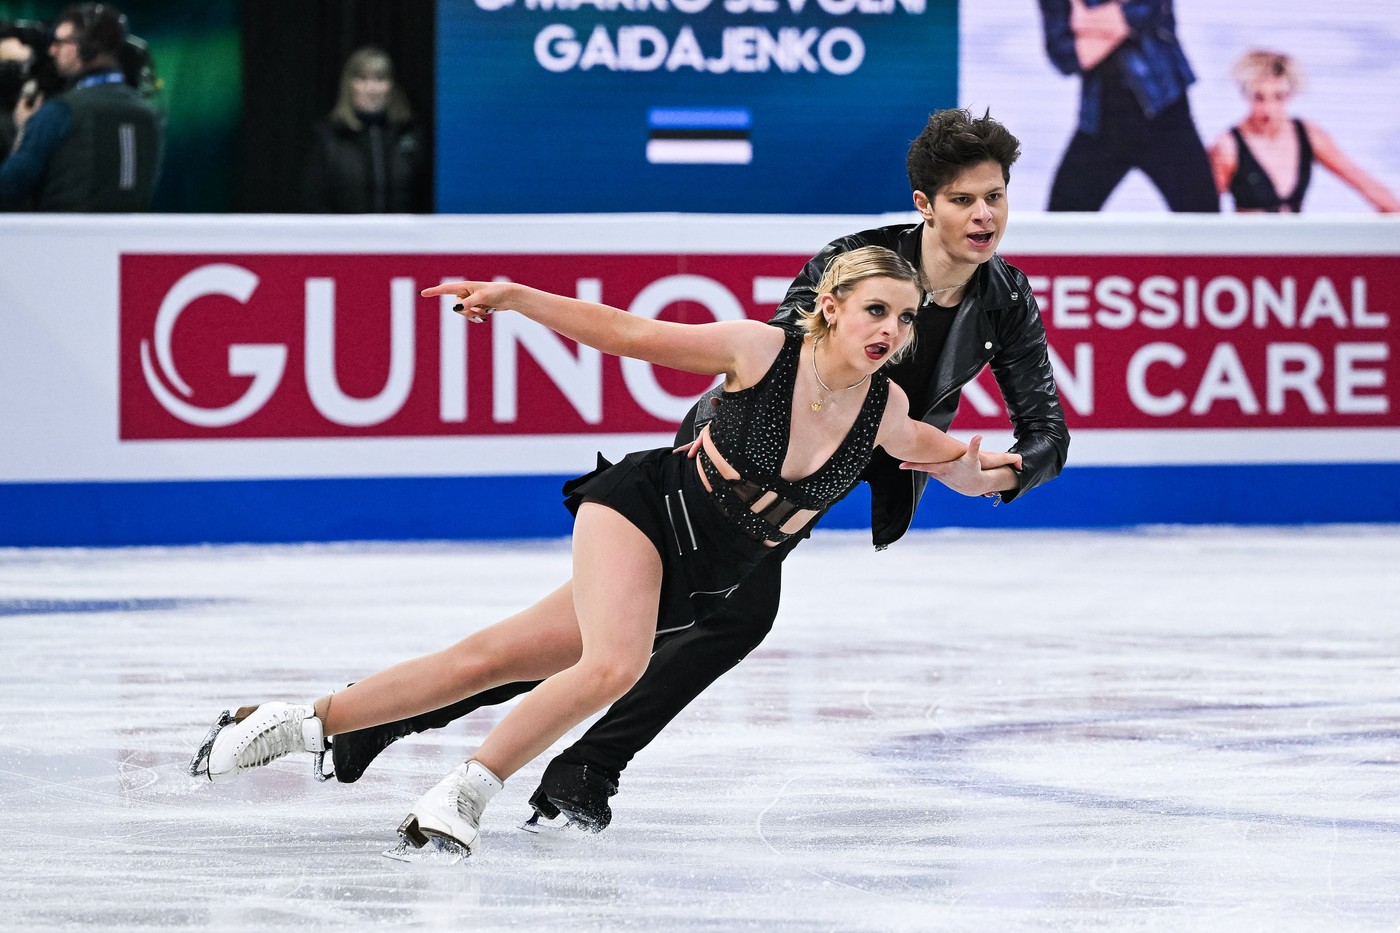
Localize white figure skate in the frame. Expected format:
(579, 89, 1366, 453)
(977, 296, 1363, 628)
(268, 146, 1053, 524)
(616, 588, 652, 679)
(189, 703, 327, 783)
(394, 760, 503, 859)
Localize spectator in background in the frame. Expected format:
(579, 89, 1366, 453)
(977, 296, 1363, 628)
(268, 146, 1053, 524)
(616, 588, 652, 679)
(1039, 0, 1217, 212)
(1, 20, 63, 164)
(1, 24, 35, 154)
(0, 3, 161, 211)
(1209, 50, 1400, 214)
(303, 46, 427, 213)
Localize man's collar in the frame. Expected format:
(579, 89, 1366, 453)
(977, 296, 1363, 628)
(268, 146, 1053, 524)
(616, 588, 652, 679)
(74, 70, 126, 90)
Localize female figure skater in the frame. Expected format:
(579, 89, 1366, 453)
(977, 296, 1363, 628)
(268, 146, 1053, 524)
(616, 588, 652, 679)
(189, 246, 1020, 858)
(1209, 50, 1400, 213)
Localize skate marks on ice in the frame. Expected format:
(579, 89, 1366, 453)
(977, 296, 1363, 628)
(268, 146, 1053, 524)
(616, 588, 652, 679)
(2, 528, 1400, 931)
(0, 596, 228, 617)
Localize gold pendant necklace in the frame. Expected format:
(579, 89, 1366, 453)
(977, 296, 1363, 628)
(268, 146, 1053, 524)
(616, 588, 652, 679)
(810, 337, 869, 412)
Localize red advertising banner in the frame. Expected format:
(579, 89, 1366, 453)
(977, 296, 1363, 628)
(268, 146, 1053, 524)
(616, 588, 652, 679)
(119, 253, 802, 439)
(1003, 255, 1397, 429)
(119, 252, 1397, 440)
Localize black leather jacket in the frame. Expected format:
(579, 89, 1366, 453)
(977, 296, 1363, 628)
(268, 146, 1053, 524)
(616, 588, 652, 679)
(750, 223, 1068, 548)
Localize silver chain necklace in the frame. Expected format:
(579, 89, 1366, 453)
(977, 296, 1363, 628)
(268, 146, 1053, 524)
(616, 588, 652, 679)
(810, 337, 869, 412)
(926, 273, 973, 299)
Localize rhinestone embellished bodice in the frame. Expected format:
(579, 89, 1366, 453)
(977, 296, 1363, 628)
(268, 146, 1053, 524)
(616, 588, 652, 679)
(699, 329, 889, 543)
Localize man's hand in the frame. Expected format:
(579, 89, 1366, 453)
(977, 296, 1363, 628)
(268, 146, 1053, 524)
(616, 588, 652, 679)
(1068, 0, 1129, 70)
(1069, 0, 1128, 36)
(12, 87, 41, 137)
(673, 435, 703, 458)
(899, 435, 1018, 498)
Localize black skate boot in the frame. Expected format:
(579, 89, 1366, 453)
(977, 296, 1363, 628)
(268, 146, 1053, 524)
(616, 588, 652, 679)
(330, 719, 418, 783)
(330, 681, 538, 783)
(522, 757, 618, 833)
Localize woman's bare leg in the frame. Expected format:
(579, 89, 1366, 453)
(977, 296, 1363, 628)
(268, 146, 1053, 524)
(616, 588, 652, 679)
(319, 581, 586, 736)
(472, 503, 661, 781)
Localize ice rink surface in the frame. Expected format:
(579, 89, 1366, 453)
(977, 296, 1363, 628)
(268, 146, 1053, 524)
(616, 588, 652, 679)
(2, 525, 1399, 932)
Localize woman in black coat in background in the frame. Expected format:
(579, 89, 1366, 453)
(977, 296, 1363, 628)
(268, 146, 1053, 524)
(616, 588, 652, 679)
(304, 46, 427, 213)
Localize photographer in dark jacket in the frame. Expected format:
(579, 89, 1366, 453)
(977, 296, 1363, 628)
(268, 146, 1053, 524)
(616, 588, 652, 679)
(0, 3, 161, 211)
(303, 46, 426, 214)
(0, 22, 43, 156)
(326, 109, 1070, 830)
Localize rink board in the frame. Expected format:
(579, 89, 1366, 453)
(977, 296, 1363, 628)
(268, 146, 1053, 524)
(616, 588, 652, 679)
(1, 214, 1397, 545)
(2, 465, 1400, 547)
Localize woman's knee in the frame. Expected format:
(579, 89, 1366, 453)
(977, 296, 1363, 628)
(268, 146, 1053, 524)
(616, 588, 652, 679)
(579, 654, 648, 703)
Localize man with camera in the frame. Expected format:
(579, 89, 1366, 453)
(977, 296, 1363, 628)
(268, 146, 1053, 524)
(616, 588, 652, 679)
(1, 3, 161, 211)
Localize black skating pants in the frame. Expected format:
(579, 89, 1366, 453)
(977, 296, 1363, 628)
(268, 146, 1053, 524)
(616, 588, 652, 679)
(1048, 73, 1218, 213)
(367, 402, 792, 790)
(388, 551, 782, 785)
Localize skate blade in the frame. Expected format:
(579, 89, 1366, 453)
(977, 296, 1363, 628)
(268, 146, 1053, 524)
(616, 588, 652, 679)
(312, 747, 334, 783)
(556, 805, 604, 834)
(520, 810, 593, 835)
(187, 710, 236, 778)
(391, 815, 474, 863)
(383, 834, 472, 865)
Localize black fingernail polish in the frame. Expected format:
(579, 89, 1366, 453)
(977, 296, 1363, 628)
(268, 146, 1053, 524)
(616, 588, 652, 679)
(453, 303, 464, 312)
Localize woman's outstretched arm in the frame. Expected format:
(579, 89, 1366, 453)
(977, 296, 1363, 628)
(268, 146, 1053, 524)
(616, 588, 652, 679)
(1306, 122, 1400, 213)
(421, 279, 778, 381)
(876, 383, 1023, 475)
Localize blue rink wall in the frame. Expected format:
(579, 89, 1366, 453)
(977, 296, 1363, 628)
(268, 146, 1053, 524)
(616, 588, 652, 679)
(3, 464, 1397, 547)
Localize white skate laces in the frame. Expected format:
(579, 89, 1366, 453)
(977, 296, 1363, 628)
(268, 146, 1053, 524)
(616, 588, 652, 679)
(189, 702, 327, 783)
(396, 760, 503, 857)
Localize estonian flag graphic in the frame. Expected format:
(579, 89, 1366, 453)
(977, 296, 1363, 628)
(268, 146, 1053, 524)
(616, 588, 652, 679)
(646, 108, 753, 165)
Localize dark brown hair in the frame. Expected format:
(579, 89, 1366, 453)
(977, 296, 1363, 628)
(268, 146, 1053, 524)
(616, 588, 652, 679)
(906, 108, 1021, 200)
